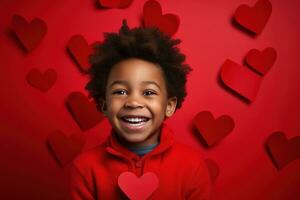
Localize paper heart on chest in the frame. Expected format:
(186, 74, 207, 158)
(118, 171, 159, 200)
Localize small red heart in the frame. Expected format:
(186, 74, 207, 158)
(98, 0, 121, 8)
(205, 159, 220, 183)
(67, 35, 99, 73)
(220, 59, 262, 101)
(143, 0, 180, 37)
(266, 131, 300, 170)
(118, 172, 159, 200)
(194, 111, 234, 147)
(66, 92, 104, 131)
(47, 130, 85, 167)
(234, 0, 272, 34)
(11, 14, 47, 52)
(245, 47, 277, 75)
(26, 68, 57, 92)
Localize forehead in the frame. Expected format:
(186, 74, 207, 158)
(107, 58, 166, 87)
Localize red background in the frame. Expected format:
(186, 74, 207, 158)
(1, 0, 300, 199)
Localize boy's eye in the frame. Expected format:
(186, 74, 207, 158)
(144, 90, 157, 96)
(112, 90, 127, 95)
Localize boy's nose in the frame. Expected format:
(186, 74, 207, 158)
(124, 96, 144, 109)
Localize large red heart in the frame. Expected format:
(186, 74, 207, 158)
(220, 59, 262, 101)
(67, 35, 99, 73)
(26, 68, 57, 92)
(47, 130, 85, 167)
(66, 92, 104, 131)
(205, 159, 220, 183)
(194, 111, 234, 147)
(11, 14, 47, 52)
(234, 0, 272, 35)
(266, 131, 300, 170)
(245, 47, 277, 75)
(143, 0, 180, 37)
(118, 172, 159, 200)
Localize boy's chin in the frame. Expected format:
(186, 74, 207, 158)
(120, 133, 154, 146)
(123, 134, 148, 143)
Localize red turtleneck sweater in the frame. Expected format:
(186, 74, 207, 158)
(70, 123, 212, 199)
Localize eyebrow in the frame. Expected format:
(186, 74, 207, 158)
(109, 80, 161, 90)
(142, 81, 161, 90)
(109, 80, 128, 88)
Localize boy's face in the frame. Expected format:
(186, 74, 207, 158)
(103, 58, 177, 147)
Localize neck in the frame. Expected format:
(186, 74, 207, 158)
(116, 133, 160, 148)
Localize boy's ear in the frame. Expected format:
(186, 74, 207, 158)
(165, 97, 177, 117)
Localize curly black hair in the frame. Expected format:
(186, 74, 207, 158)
(85, 19, 192, 111)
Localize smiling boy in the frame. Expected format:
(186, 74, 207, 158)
(70, 20, 212, 200)
(105, 58, 176, 148)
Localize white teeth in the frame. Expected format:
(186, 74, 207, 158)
(128, 121, 146, 126)
(125, 118, 145, 122)
(123, 117, 148, 123)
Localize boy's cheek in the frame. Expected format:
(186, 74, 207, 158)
(106, 101, 123, 116)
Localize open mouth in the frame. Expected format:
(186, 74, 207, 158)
(121, 116, 150, 125)
(119, 116, 151, 130)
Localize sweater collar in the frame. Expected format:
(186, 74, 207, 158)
(105, 123, 175, 161)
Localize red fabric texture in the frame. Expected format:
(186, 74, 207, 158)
(70, 123, 212, 199)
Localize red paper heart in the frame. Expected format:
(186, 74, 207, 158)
(118, 172, 159, 200)
(67, 35, 99, 73)
(11, 14, 47, 52)
(245, 47, 277, 75)
(266, 132, 300, 170)
(47, 130, 85, 167)
(66, 92, 104, 131)
(98, 0, 121, 8)
(26, 68, 57, 92)
(234, 0, 272, 34)
(220, 59, 262, 101)
(194, 111, 234, 147)
(143, 0, 180, 37)
(205, 159, 220, 183)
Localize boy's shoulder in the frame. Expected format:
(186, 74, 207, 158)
(162, 124, 205, 161)
(172, 140, 202, 154)
(168, 140, 207, 166)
